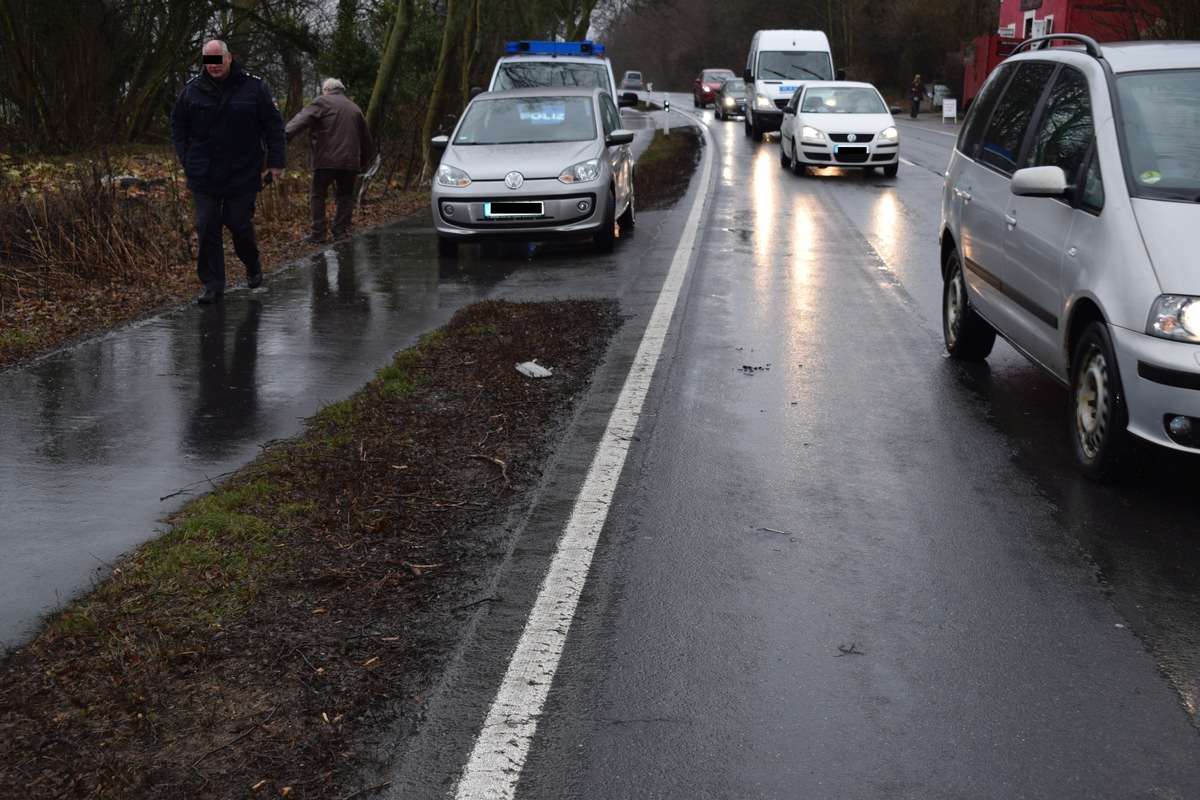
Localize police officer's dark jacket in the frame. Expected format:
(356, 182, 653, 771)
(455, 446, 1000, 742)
(170, 60, 286, 197)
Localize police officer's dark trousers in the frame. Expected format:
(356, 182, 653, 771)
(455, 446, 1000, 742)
(193, 190, 261, 293)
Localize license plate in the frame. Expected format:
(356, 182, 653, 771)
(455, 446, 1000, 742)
(781, 85, 797, 93)
(485, 201, 543, 218)
(834, 146, 868, 155)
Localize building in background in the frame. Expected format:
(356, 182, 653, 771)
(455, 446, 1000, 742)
(962, 0, 1161, 107)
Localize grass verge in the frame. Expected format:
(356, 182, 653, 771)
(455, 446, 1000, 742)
(0, 299, 623, 799)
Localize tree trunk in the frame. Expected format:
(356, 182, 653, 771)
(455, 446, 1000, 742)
(365, 0, 412, 142)
(0, 0, 59, 145)
(562, 0, 598, 40)
(421, 0, 462, 171)
(459, 0, 480, 99)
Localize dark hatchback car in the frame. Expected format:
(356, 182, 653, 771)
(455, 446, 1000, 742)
(713, 77, 746, 120)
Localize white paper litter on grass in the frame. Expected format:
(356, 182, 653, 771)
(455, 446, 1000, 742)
(516, 361, 553, 378)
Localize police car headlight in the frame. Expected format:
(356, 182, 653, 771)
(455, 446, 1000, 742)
(754, 93, 774, 110)
(800, 126, 825, 142)
(880, 126, 899, 142)
(1147, 295, 1200, 343)
(559, 159, 600, 184)
(436, 165, 471, 187)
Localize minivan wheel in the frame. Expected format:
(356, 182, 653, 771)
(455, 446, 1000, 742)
(942, 246, 995, 359)
(1069, 322, 1144, 481)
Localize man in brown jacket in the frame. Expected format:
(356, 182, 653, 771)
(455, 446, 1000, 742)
(285, 78, 374, 243)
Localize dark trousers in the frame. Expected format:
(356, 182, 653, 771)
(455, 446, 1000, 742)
(193, 191, 260, 293)
(310, 168, 358, 238)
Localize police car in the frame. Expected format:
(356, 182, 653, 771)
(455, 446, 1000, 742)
(488, 40, 637, 108)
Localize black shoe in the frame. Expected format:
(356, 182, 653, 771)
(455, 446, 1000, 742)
(247, 270, 263, 289)
(301, 233, 327, 244)
(197, 288, 222, 305)
(331, 232, 349, 242)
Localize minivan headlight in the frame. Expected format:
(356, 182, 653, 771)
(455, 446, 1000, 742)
(754, 93, 774, 110)
(436, 165, 471, 187)
(1147, 295, 1200, 342)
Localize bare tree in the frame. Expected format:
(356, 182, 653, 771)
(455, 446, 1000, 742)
(1077, 0, 1200, 39)
(421, 0, 465, 169)
(0, 0, 325, 152)
(365, 0, 415, 141)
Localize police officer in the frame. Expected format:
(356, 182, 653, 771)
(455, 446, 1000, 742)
(171, 40, 286, 305)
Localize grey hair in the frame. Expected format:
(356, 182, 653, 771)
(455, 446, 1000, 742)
(322, 78, 346, 93)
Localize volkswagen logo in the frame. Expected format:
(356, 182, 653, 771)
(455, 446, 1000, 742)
(847, 133, 858, 142)
(504, 171, 525, 190)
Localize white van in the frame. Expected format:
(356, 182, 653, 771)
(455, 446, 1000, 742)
(743, 30, 835, 140)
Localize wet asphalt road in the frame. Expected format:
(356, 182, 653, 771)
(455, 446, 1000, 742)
(378, 98, 1200, 798)
(6, 96, 1200, 797)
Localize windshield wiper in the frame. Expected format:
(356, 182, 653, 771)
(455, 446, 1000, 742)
(789, 65, 823, 79)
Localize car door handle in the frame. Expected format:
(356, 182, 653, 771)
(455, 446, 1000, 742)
(958, 188, 972, 202)
(1004, 213, 1017, 226)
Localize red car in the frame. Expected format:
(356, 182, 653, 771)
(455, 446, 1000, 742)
(693, 68, 737, 108)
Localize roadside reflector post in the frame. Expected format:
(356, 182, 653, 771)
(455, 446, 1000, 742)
(663, 97, 670, 134)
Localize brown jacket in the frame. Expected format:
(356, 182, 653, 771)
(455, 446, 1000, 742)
(285, 88, 373, 172)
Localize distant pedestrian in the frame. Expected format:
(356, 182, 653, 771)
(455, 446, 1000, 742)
(170, 39, 286, 305)
(910, 73, 923, 119)
(285, 78, 375, 244)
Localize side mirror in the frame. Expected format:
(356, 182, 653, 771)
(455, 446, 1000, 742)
(836, 69, 846, 81)
(431, 135, 449, 151)
(618, 92, 638, 108)
(743, 69, 752, 82)
(469, 86, 484, 99)
(607, 129, 635, 146)
(1011, 165, 1069, 198)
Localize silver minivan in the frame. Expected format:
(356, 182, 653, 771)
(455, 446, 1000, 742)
(939, 35, 1200, 480)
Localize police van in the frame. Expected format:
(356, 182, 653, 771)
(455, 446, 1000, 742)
(488, 40, 637, 108)
(743, 30, 836, 140)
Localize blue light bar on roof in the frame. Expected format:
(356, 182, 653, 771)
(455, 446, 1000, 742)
(505, 40, 606, 56)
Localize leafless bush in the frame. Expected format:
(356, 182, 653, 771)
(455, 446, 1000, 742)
(0, 159, 191, 304)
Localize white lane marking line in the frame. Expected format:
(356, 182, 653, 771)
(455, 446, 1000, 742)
(453, 122, 716, 800)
